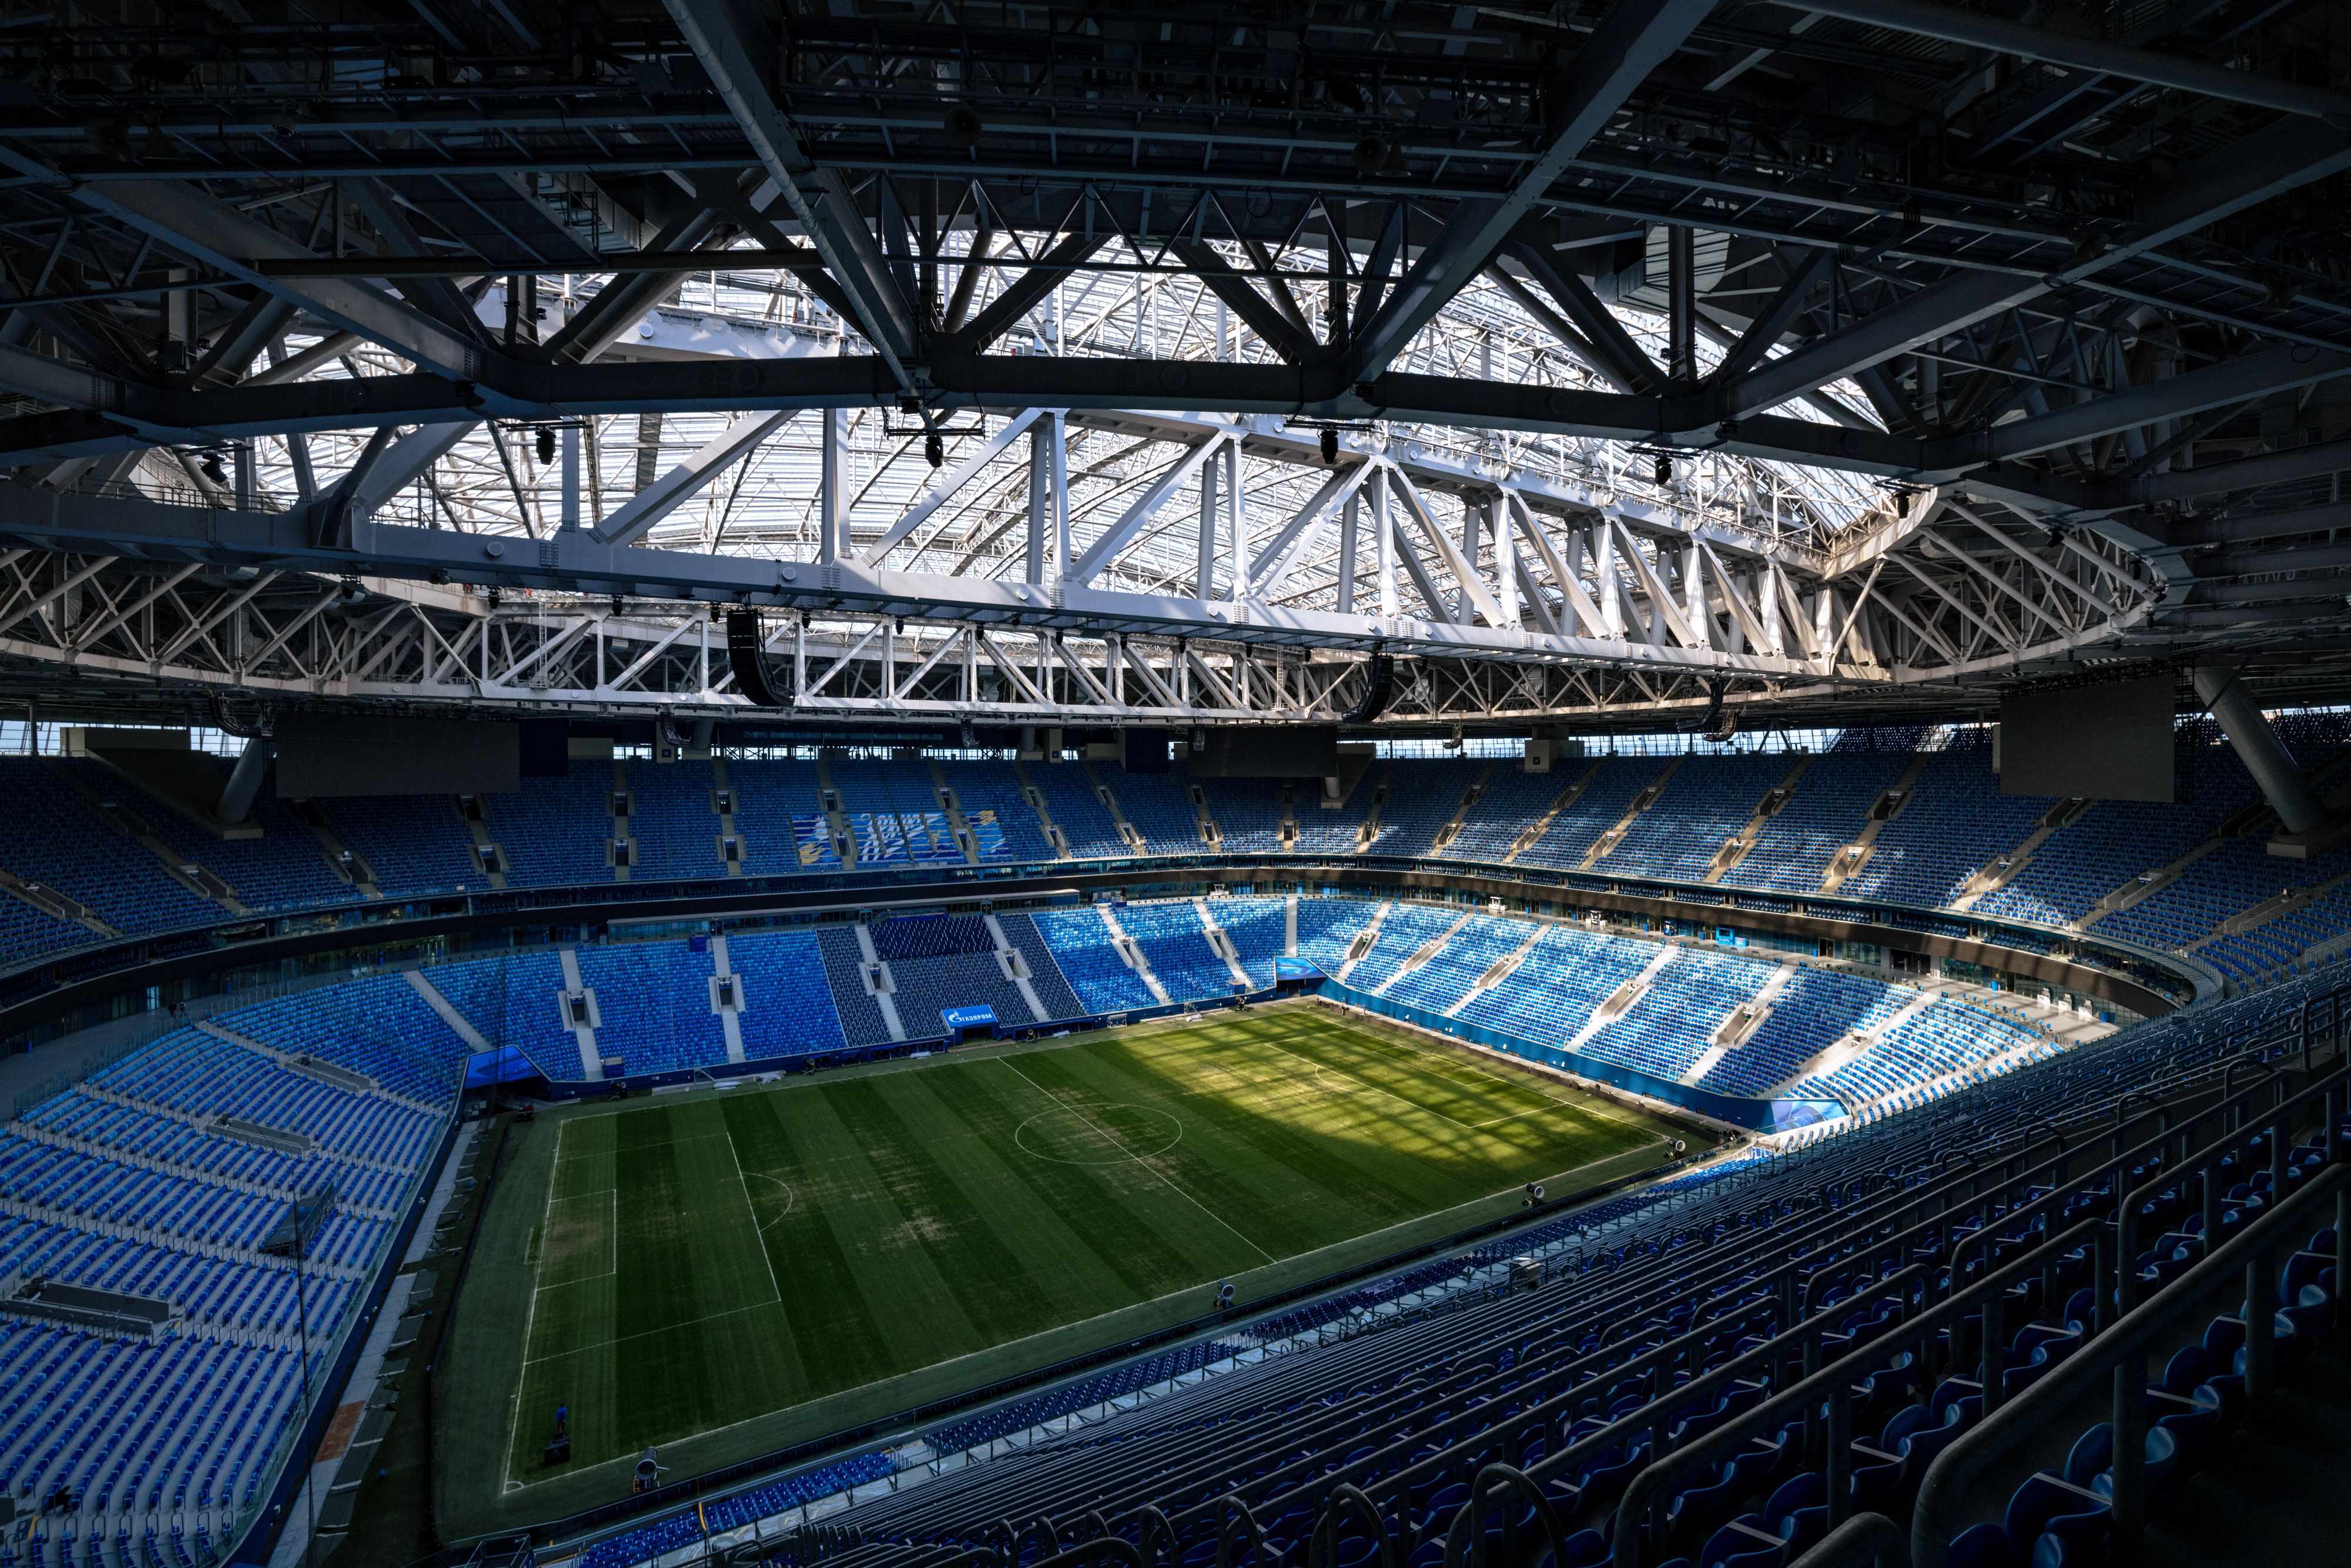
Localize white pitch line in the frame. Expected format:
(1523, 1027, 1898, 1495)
(523, 1299, 779, 1367)
(502, 1117, 565, 1495)
(722, 1117, 785, 1306)
(999, 1057, 1275, 1265)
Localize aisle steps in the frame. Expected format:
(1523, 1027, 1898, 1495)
(1368, 912, 1472, 997)
(1095, 905, 1171, 1005)
(852, 924, 908, 1041)
(1821, 754, 1930, 892)
(1680, 960, 1798, 1084)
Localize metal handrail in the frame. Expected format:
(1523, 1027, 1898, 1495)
(1911, 1163, 2351, 1568)
(1193, 1033, 2282, 1563)
(972, 993, 2319, 1568)
(1589, 1221, 2103, 1568)
(1790, 1513, 1907, 1568)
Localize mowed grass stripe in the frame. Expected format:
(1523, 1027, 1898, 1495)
(500, 1006, 1689, 1477)
(718, 1091, 896, 1394)
(821, 1073, 1065, 1342)
(941, 1063, 1241, 1302)
(514, 1101, 802, 1475)
(764, 1083, 990, 1371)
(1019, 1036, 1431, 1259)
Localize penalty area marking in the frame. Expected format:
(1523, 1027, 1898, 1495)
(746, 1170, 796, 1232)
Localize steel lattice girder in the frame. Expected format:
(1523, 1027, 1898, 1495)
(0, 469, 2155, 724)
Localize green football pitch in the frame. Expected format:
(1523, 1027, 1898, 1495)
(483, 1003, 1687, 1493)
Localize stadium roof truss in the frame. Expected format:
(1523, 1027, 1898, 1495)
(0, 0, 2345, 728)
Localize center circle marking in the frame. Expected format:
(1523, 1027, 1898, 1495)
(1014, 1104, 1184, 1164)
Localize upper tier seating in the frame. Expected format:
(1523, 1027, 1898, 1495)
(6, 720, 2351, 987)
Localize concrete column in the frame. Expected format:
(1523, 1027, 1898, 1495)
(2195, 665, 2325, 833)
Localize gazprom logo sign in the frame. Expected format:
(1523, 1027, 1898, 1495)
(942, 1004, 997, 1029)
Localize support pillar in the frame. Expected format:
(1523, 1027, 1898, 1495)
(217, 738, 272, 825)
(2195, 665, 2325, 834)
(819, 408, 845, 564)
(1336, 494, 1359, 615)
(1668, 226, 1697, 386)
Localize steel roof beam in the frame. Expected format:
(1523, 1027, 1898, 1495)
(1771, 0, 2351, 122)
(663, 0, 922, 389)
(1720, 119, 2351, 424)
(1339, 0, 1717, 386)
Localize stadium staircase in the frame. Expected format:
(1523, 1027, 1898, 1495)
(1008, 759, 1074, 857)
(1333, 901, 1391, 983)
(403, 970, 489, 1051)
(1190, 900, 1252, 990)
(1703, 756, 1811, 883)
(980, 914, 1052, 1022)
(709, 933, 747, 1062)
(604, 761, 634, 882)
(1821, 754, 1930, 892)
(1503, 761, 1603, 864)
(711, 758, 748, 877)
(1765, 989, 1938, 1100)
(2186, 869, 2351, 951)
(1425, 761, 1498, 856)
(1582, 758, 1684, 867)
(813, 758, 862, 868)
(1183, 776, 1224, 850)
(1682, 959, 1798, 1084)
(453, 792, 510, 888)
(283, 798, 381, 899)
(851, 924, 909, 1040)
(554, 949, 605, 1079)
(1569, 942, 1677, 1050)
(1092, 904, 1171, 1004)
(1077, 762, 1151, 852)
(925, 760, 986, 866)
(1444, 922, 1544, 1018)
(1950, 796, 2093, 912)
(1351, 765, 1392, 851)
(1366, 909, 1472, 997)
(51, 760, 250, 915)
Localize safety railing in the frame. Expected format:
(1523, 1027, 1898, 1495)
(1555, 1217, 2101, 1568)
(1911, 1162, 2351, 1568)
